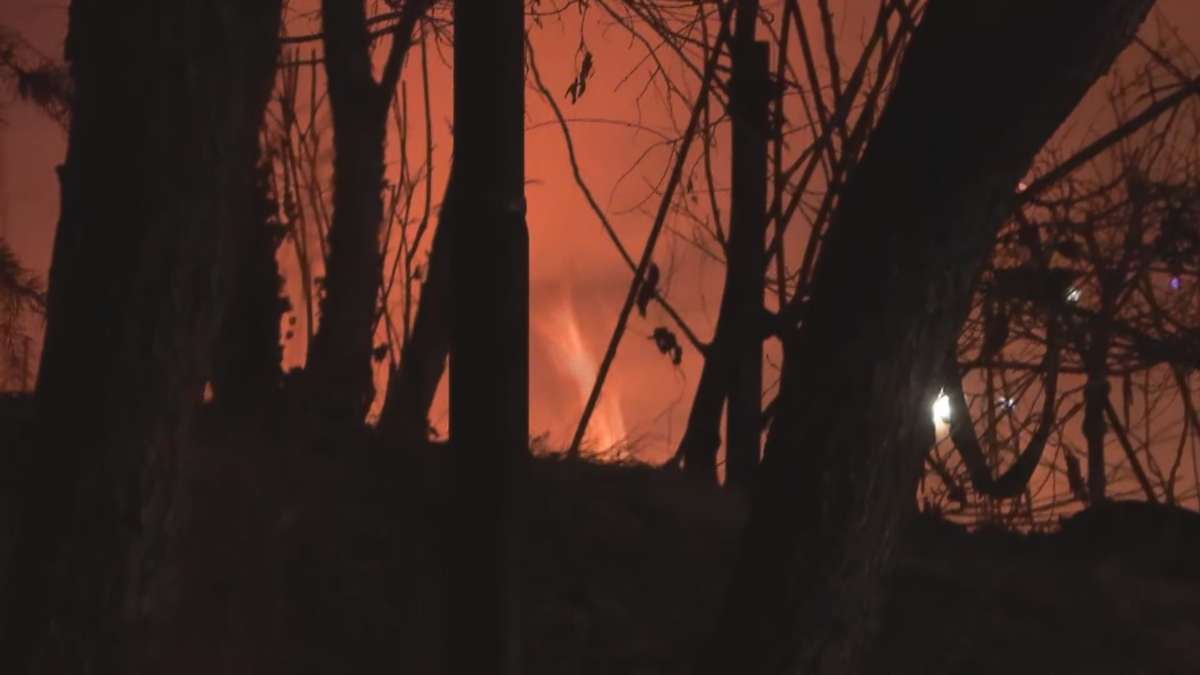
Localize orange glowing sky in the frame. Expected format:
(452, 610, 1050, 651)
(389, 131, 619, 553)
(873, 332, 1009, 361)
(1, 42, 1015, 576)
(3, 1, 1200, 464)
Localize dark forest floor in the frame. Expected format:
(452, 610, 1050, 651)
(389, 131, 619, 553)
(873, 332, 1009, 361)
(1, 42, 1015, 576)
(3, 396, 1200, 674)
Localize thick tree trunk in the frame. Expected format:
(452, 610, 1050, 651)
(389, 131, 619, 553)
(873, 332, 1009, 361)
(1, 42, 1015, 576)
(7, 1, 282, 672)
(709, 2, 1154, 673)
(447, 0, 528, 672)
(376, 167, 457, 444)
(211, 160, 290, 427)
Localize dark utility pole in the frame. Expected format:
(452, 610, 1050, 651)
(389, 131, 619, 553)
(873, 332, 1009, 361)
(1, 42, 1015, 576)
(447, 0, 529, 672)
(724, 31, 771, 491)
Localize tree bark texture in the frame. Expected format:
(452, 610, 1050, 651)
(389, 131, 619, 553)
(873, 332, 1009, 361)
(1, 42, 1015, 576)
(709, 2, 1155, 673)
(447, 0, 529, 672)
(8, 1, 283, 672)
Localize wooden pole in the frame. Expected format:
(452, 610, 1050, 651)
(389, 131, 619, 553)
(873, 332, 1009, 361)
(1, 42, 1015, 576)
(448, 0, 528, 671)
(725, 39, 771, 490)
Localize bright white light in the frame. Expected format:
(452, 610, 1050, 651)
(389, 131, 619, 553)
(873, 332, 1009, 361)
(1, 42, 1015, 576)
(932, 389, 952, 425)
(998, 396, 1016, 411)
(1066, 287, 1082, 304)
(1017, 181, 1029, 193)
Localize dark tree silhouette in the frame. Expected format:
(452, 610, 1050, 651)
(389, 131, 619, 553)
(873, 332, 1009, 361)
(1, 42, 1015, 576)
(929, 90, 1200, 519)
(676, 0, 770, 488)
(664, 0, 911, 483)
(5, 0, 283, 671)
(447, 0, 529, 671)
(376, 163, 457, 445)
(211, 159, 291, 427)
(301, 0, 433, 426)
(722, 30, 770, 491)
(944, 318, 1062, 499)
(710, 1, 1157, 673)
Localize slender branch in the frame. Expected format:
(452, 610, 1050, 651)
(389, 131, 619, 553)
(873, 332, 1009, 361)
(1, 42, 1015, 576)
(1018, 77, 1200, 204)
(281, 9, 406, 45)
(1104, 397, 1160, 503)
(378, 0, 437, 105)
(528, 35, 706, 354)
(568, 1, 735, 458)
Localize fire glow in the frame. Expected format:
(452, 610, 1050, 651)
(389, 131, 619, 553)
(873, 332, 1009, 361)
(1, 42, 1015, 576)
(542, 299, 628, 457)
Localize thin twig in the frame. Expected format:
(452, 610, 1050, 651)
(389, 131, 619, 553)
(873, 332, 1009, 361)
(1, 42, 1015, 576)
(528, 35, 707, 354)
(568, 1, 735, 458)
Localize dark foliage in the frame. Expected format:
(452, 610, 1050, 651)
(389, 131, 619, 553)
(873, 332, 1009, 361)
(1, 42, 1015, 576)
(0, 239, 44, 391)
(0, 27, 71, 128)
(717, 1, 1159, 672)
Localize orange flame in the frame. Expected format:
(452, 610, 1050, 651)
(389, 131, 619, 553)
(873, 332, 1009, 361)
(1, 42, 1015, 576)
(541, 296, 628, 457)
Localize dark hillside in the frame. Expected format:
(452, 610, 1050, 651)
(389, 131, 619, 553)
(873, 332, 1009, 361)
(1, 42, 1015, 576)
(1, 402, 1198, 673)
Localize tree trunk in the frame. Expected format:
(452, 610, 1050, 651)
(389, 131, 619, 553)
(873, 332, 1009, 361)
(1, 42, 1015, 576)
(676, 0, 767, 488)
(709, 2, 1154, 673)
(302, 0, 430, 427)
(7, 1, 282, 672)
(678, 358, 724, 482)
(302, 0, 389, 426)
(377, 166, 457, 444)
(211, 159, 290, 428)
(447, 0, 528, 671)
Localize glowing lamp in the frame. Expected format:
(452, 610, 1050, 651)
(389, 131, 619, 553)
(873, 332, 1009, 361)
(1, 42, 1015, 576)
(932, 389, 952, 425)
